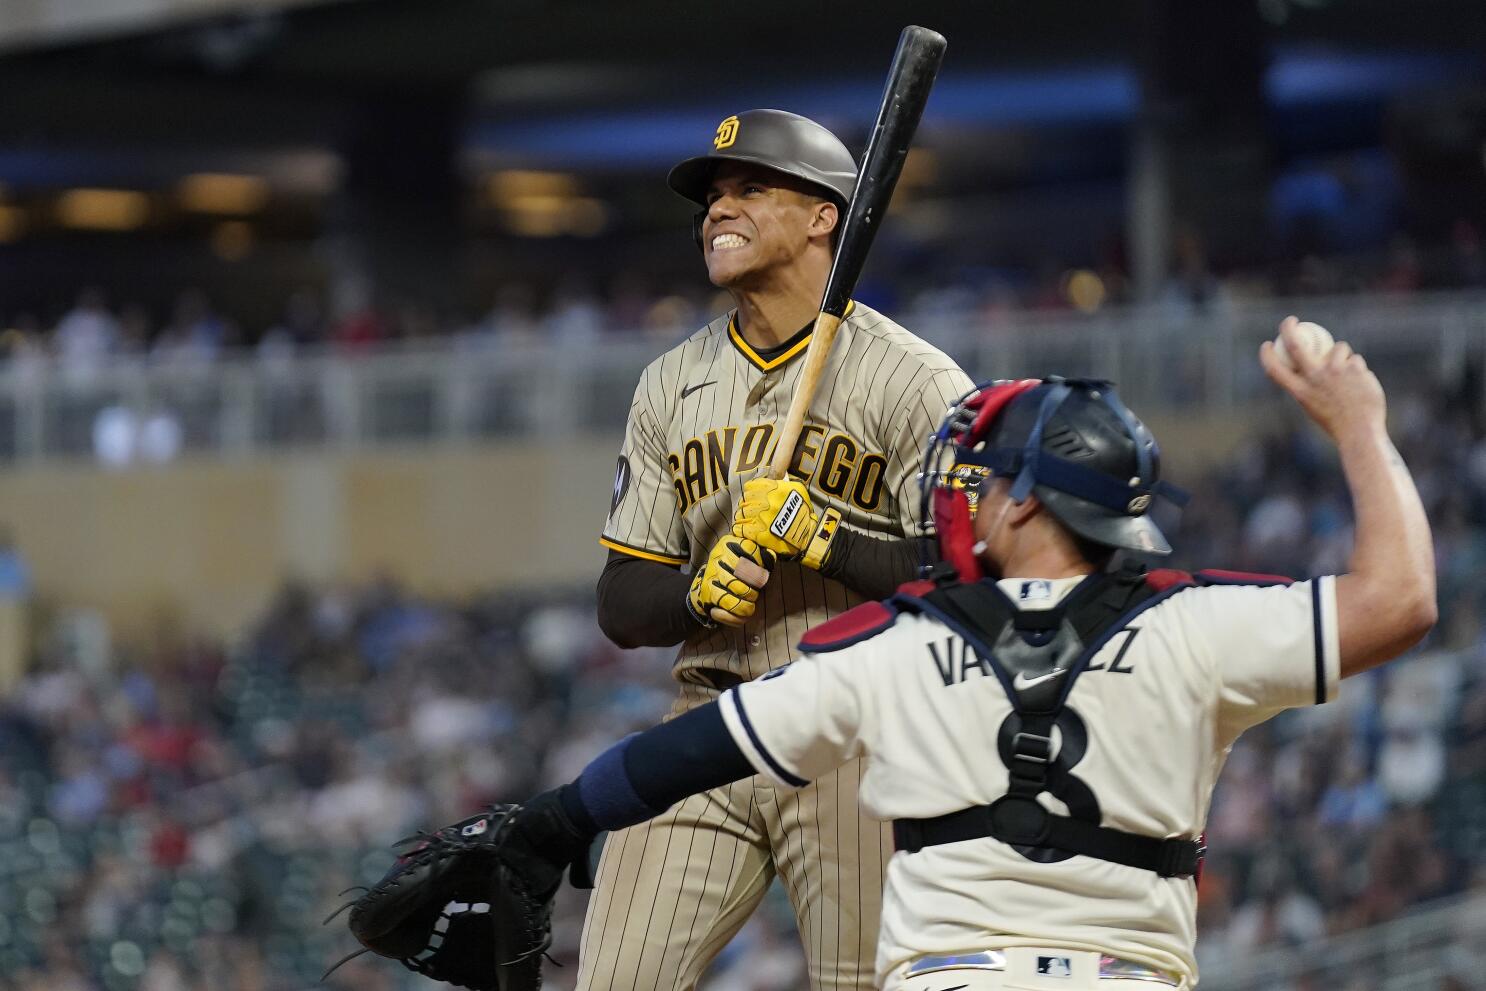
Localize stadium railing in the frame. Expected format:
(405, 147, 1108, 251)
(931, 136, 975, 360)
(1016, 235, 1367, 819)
(1200, 891, 1485, 991)
(1, 290, 1481, 464)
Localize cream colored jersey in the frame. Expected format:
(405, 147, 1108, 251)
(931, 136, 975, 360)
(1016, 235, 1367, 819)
(717, 573, 1342, 986)
(601, 301, 974, 689)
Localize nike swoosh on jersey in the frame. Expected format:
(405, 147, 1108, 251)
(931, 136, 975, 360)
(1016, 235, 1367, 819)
(934, 985, 968, 991)
(1011, 668, 1066, 690)
(680, 381, 716, 399)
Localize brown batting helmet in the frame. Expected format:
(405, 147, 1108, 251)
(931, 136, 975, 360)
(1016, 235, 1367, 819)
(667, 109, 857, 207)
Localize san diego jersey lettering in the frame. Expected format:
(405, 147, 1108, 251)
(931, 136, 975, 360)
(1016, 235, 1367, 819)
(601, 301, 974, 690)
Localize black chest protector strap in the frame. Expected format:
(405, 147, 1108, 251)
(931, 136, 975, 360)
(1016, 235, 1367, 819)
(889, 569, 1204, 879)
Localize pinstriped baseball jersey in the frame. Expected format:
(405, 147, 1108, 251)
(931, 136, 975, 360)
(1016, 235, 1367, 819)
(602, 301, 974, 686)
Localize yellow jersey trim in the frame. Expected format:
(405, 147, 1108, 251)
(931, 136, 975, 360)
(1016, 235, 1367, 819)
(727, 300, 855, 372)
(599, 537, 688, 566)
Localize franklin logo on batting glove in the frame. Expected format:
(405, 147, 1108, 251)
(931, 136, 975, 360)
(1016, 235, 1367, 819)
(771, 490, 805, 539)
(735, 478, 816, 554)
(734, 477, 846, 572)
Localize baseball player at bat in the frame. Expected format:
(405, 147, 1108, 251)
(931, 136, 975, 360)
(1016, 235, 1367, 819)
(590, 109, 973, 991)
(501, 321, 1434, 990)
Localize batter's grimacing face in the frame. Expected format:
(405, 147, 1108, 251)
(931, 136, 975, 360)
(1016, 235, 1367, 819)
(700, 162, 835, 290)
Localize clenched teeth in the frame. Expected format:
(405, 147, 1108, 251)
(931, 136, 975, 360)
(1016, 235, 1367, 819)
(711, 233, 748, 250)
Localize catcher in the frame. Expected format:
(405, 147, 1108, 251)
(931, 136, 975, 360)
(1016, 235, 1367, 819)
(340, 320, 1434, 990)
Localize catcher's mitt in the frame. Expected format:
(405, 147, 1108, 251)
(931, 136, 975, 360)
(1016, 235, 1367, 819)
(328, 791, 587, 991)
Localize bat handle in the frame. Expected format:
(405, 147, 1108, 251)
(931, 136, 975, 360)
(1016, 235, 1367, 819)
(767, 310, 846, 480)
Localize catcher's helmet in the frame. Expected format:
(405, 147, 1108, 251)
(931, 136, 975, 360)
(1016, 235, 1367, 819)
(920, 378, 1189, 581)
(668, 109, 857, 208)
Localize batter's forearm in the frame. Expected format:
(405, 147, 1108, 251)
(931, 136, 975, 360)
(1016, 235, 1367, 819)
(817, 529, 931, 600)
(595, 551, 701, 648)
(557, 703, 754, 834)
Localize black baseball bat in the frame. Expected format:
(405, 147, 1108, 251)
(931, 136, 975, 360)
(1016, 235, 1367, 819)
(769, 25, 947, 478)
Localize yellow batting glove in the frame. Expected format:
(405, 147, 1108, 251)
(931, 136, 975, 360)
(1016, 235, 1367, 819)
(733, 478, 842, 571)
(687, 536, 776, 628)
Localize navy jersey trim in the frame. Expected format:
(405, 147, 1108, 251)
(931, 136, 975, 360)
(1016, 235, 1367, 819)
(1312, 576, 1326, 706)
(729, 691, 809, 787)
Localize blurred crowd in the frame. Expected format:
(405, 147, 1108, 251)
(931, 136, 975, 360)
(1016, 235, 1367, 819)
(1, 221, 1484, 376)
(0, 578, 681, 991)
(1, 380, 1485, 991)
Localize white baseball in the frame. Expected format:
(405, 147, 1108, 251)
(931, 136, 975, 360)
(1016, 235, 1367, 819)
(1273, 320, 1335, 369)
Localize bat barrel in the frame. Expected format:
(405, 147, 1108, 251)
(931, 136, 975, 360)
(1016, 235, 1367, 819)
(820, 25, 947, 318)
(768, 25, 946, 480)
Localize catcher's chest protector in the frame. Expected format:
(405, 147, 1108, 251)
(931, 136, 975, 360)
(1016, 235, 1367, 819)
(887, 566, 1206, 878)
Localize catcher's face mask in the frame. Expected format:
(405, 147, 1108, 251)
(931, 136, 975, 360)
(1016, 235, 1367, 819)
(918, 379, 1042, 582)
(920, 378, 1190, 582)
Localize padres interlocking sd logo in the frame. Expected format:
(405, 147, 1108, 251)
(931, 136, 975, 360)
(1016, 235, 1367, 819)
(713, 115, 740, 150)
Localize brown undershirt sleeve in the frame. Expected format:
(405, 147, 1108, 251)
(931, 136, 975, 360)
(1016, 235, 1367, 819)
(598, 528, 937, 649)
(817, 528, 935, 601)
(595, 550, 700, 649)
